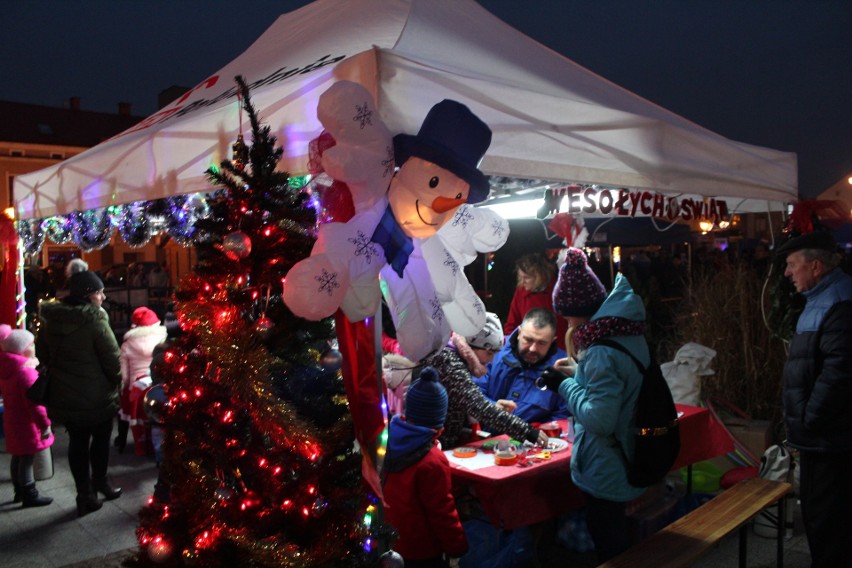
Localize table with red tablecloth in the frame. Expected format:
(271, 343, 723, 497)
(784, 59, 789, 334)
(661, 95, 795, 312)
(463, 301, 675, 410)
(446, 404, 734, 530)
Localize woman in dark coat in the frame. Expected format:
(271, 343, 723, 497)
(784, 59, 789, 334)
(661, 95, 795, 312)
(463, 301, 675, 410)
(36, 265, 123, 516)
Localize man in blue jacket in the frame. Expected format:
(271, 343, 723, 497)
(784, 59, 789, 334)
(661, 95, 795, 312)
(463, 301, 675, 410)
(473, 307, 569, 424)
(778, 231, 852, 568)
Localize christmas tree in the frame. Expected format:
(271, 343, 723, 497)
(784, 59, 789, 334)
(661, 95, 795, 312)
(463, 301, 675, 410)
(131, 76, 384, 567)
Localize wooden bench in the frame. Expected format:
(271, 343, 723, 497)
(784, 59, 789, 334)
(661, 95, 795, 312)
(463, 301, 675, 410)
(600, 477, 794, 568)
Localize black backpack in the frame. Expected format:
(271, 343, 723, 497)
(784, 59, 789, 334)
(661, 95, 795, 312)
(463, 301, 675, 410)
(594, 339, 681, 488)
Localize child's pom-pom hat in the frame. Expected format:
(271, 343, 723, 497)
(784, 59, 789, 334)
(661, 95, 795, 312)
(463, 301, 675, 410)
(552, 247, 607, 317)
(404, 366, 448, 429)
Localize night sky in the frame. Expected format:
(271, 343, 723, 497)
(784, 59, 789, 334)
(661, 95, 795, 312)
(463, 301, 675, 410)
(3, 0, 849, 198)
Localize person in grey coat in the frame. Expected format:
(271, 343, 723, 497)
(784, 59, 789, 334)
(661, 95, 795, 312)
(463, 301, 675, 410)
(37, 266, 123, 517)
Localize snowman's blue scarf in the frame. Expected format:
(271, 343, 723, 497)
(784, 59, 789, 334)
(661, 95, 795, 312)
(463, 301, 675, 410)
(371, 205, 414, 278)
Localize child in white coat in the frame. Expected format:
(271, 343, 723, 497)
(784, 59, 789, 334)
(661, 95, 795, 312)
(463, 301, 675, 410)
(116, 307, 167, 456)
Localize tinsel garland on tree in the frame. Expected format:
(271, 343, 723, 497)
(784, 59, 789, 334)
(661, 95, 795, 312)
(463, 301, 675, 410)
(129, 76, 386, 567)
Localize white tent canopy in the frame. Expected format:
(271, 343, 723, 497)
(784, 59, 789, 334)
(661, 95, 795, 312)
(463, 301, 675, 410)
(15, 0, 797, 220)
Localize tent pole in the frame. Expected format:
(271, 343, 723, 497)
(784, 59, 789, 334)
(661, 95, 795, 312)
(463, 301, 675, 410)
(483, 253, 489, 301)
(17, 237, 27, 329)
(372, 302, 388, 554)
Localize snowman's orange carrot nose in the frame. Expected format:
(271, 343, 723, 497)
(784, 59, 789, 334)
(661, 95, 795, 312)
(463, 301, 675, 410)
(431, 196, 467, 213)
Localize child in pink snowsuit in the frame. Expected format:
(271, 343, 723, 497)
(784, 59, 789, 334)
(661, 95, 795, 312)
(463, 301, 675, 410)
(0, 328, 55, 507)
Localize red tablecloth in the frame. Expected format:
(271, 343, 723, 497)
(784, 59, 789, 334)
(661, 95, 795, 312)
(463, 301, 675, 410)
(670, 403, 734, 470)
(447, 404, 734, 530)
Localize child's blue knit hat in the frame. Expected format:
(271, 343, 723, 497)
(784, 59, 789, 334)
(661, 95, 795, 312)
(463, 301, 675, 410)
(405, 367, 448, 429)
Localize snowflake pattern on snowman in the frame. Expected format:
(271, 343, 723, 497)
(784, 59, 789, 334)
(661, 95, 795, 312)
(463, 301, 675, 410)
(282, 81, 509, 361)
(353, 101, 373, 129)
(347, 230, 381, 264)
(315, 268, 340, 296)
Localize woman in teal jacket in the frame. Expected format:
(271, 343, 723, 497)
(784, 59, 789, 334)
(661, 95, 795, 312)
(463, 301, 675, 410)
(37, 266, 123, 516)
(546, 249, 649, 563)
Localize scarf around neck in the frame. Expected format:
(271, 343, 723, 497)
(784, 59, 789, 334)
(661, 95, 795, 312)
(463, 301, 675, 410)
(573, 316, 645, 352)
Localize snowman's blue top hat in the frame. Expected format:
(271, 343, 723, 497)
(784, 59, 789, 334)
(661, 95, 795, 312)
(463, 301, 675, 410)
(393, 99, 492, 204)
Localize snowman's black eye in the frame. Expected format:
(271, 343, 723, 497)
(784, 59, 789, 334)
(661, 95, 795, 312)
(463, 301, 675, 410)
(455, 193, 462, 199)
(429, 176, 439, 188)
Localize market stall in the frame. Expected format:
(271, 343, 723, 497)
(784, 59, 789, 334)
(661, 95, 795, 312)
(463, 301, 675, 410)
(14, 0, 796, 222)
(4, 2, 801, 563)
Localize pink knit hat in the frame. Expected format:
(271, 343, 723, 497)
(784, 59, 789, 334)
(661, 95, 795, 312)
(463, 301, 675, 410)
(0, 324, 11, 343)
(552, 248, 607, 317)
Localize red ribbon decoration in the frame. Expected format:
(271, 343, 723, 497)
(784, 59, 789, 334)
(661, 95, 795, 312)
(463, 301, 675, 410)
(0, 216, 18, 326)
(334, 310, 385, 498)
(310, 128, 386, 497)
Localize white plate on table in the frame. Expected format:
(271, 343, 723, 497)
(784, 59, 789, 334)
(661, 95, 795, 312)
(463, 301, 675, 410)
(545, 437, 569, 452)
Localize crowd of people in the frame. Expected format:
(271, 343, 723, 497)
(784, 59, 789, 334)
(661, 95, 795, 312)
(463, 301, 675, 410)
(3, 259, 171, 518)
(2, 233, 849, 566)
(382, 246, 647, 565)
(380, 235, 851, 567)
(22, 260, 172, 334)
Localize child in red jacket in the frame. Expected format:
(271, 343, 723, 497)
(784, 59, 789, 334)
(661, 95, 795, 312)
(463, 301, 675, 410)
(383, 367, 468, 567)
(0, 329, 55, 507)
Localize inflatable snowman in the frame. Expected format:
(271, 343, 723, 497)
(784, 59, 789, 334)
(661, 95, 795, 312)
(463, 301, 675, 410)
(282, 81, 509, 361)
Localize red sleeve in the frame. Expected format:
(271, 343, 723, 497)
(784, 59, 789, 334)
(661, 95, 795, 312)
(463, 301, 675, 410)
(382, 332, 402, 355)
(504, 287, 524, 336)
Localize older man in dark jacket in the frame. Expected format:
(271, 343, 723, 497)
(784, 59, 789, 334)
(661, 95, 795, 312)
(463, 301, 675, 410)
(778, 231, 852, 568)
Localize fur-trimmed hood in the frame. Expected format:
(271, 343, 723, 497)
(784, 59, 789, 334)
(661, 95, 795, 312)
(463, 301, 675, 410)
(450, 333, 487, 377)
(383, 352, 418, 389)
(122, 324, 168, 361)
(122, 323, 168, 344)
(39, 299, 106, 336)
